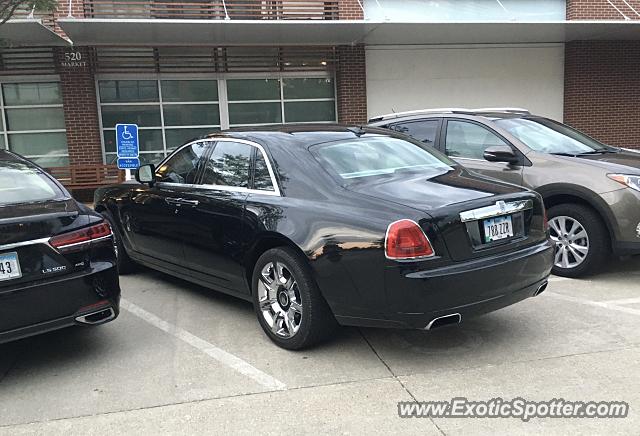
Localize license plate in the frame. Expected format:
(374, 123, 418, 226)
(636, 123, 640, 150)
(483, 215, 514, 243)
(0, 252, 22, 281)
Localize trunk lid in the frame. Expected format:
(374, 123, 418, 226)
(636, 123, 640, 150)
(346, 167, 547, 261)
(0, 199, 94, 287)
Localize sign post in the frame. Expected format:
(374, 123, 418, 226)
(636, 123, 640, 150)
(116, 124, 140, 180)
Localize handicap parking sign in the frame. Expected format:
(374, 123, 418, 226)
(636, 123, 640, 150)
(116, 124, 140, 170)
(117, 157, 140, 169)
(116, 124, 139, 159)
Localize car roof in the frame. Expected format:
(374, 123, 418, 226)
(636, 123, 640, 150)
(368, 108, 532, 124)
(0, 150, 37, 169)
(203, 124, 392, 148)
(0, 149, 23, 163)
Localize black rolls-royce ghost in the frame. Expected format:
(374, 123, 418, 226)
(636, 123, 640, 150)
(0, 151, 120, 344)
(95, 126, 554, 350)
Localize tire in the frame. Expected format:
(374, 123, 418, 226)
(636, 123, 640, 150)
(100, 210, 137, 274)
(252, 247, 337, 350)
(547, 203, 609, 278)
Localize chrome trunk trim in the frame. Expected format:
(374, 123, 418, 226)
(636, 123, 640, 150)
(459, 199, 533, 223)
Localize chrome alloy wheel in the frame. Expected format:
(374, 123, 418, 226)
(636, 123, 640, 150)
(549, 216, 590, 269)
(257, 261, 303, 338)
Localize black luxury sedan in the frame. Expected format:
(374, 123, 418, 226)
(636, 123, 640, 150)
(369, 108, 640, 277)
(95, 126, 554, 349)
(0, 151, 120, 344)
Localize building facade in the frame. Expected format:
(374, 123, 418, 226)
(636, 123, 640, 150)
(0, 0, 638, 177)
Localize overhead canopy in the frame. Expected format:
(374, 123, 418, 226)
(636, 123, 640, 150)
(0, 19, 69, 46)
(57, 19, 640, 46)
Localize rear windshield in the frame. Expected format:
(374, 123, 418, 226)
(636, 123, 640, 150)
(0, 160, 63, 206)
(313, 136, 455, 182)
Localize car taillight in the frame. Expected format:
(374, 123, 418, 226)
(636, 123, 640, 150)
(50, 222, 112, 252)
(543, 208, 549, 231)
(385, 219, 435, 260)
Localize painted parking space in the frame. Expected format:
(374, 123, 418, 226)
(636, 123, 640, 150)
(1, 256, 639, 434)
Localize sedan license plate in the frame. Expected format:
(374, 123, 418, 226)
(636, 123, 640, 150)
(0, 252, 22, 281)
(483, 216, 514, 243)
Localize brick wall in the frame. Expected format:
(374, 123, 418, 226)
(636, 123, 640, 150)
(336, 44, 367, 125)
(54, 47, 104, 166)
(564, 41, 640, 149)
(52, 0, 84, 37)
(566, 0, 640, 19)
(338, 0, 364, 19)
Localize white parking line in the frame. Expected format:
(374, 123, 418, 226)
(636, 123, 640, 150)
(547, 276, 572, 283)
(120, 298, 287, 391)
(600, 297, 640, 306)
(546, 292, 640, 317)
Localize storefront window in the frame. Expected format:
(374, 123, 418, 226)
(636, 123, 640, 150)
(98, 76, 335, 165)
(99, 79, 221, 165)
(227, 77, 336, 127)
(0, 82, 69, 167)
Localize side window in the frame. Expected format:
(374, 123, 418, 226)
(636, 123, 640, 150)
(253, 150, 275, 192)
(201, 141, 252, 188)
(156, 141, 208, 184)
(392, 120, 439, 145)
(445, 120, 510, 160)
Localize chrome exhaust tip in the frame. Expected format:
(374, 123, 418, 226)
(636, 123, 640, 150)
(534, 281, 548, 297)
(425, 313, 462, 330)
(75, 307, 116, 325)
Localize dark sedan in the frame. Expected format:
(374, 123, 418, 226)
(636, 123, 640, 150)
(95, 126, 553, 350)
(0, 151, 120, 344)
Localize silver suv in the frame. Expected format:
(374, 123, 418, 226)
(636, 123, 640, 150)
(369, 108, 640, 277)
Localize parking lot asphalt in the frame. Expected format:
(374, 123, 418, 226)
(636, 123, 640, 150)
(1, 257, 639, 435)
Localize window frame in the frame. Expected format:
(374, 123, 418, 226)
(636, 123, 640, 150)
(388, 118, 442, 146)
(96, 76, 222, 165)
(96, 72, 337, 165)
(0, 76, 69, 165)
(156, 137, 281, 197)
(440, 118, 523, 163)
(155, 139, 212, 185)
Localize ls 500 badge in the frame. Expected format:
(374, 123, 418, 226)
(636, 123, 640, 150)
(42, 265, 67, 275)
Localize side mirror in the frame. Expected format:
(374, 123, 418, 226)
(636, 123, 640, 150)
(483, 145, 519, 165)
(136, 164, 156, 186)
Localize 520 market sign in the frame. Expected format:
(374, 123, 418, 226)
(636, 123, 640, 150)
(60, 50, 88, 68)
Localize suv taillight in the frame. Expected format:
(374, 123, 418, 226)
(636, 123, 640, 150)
(50, 222, 112, 252)
(385, 219, 435, 260)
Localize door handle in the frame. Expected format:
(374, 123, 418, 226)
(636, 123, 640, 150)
(177, 199, 199, 207)
(165, 197, 199, 207)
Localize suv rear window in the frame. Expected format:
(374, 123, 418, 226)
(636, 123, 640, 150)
(0, 160, 63, 206)
(313, 135, 454, 181)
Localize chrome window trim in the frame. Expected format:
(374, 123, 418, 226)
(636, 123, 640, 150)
(156, 137, 281, 197)
(459, 199, 533, 223)
(0, 237, 52, 252)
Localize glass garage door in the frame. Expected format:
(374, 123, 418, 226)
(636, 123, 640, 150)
(0, 82, 69, 167)
(99, 79, 221, 165)
(98, 76, 336, 165)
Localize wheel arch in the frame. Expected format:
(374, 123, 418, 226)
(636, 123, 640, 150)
(536, 183, 617, 244)
(243, 232, 312, 295)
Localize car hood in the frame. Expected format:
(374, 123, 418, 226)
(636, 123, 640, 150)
(555, 150, 640, 174)
(344, 166, 524, 212)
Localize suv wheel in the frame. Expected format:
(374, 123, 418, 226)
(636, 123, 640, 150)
(547, 204, 608, 278)
(252, 247, 337, 350)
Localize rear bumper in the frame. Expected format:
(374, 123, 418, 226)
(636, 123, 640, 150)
(336, 239, 554, 329)
(0, 263, 120, 344)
